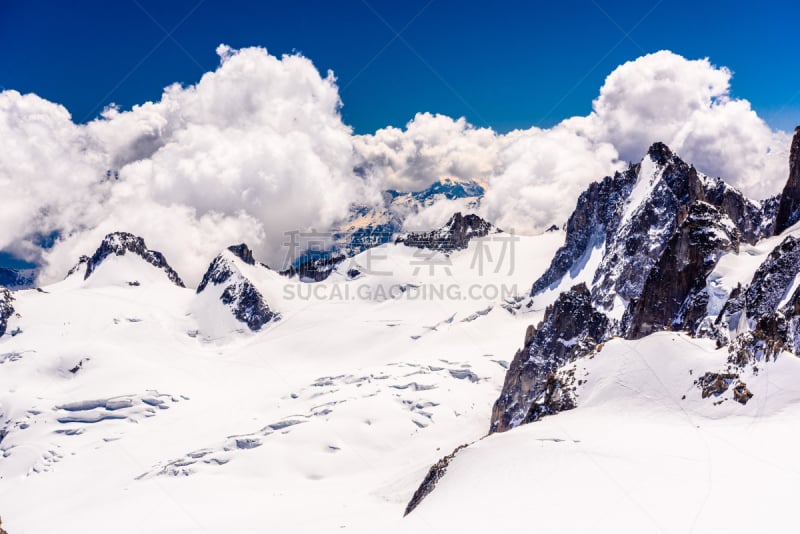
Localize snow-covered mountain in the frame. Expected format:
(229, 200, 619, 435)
(0, 268, 35, 290)
(399, 128, 800, 531)
(3, 129, 800, 533)
(332, 176, 485, 256)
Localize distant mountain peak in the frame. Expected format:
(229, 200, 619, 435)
(79, 232, 185, 287)
(333, 177, 486, 257)
(396, 212, 498, 253)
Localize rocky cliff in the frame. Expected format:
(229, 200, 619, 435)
(0, 288, 14, 337)
(774, 126, 800, 234)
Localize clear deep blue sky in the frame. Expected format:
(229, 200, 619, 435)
(1, 0, 799, 134)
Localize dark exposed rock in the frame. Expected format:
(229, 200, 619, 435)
(404, 443, 468, 516)
(732, 382, 753, 404)
(694, 371, 752, 405)
(591, 144, 707, 311)
(531, 166, 638, 296)
(696, 372, 738, 398)
(522, 369, 579, 423)
(709, 236, 800, 347)
(82, 232, 185, 287)
(743, 236, 800, 318)
(280, 254, 346, 282)
(728, 313, 789, 367)
(626, 202, 739, 338)
(0, 288, 14, 337)
(774, 126, 800, 234)
(533, 143, 774, 312)
(227, 243, 255, 265)
(219, 281, 277, 332)
(197, 247, 279, 332)
(704, 180, 778, 243)
(490, 283, 608, 433)
(396, 213, 497, 253)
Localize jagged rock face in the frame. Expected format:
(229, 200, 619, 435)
(198, 246, 279, 332)
(404, 443, 468, 516)
(531, 166, 638, 296)
(775, 126, 800, 234)
(0, 288, 14, 337)
(397, 212, 496, 253)
(704, 235, 800, 352)
(281, 255, 345, 282)
(495, 142, 780, 435)
(705, 181, 778, 243)
(627, 202, 739, 338)
(532, 144, 774, 314)
(713, 235, 800, 360)
(83, 232, 185, 287)
(490, 283, 608, 433)
(227, 243, 255, 265)
(744, 236, 800, 317)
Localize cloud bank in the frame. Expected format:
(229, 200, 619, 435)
(0, 48, 792, 284)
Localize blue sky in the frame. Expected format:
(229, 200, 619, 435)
(2, 0, 799, 134)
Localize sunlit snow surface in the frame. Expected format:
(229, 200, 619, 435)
(3, 227, 800, 533)
(0, 231, 559, 533)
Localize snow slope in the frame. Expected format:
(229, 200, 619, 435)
(0, 230, 562, 533)
(396, 332, 800, 533)
(4, 220, 800, 534)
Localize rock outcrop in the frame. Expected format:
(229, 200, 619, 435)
(197, 244, 279, 332)
(491, 283, 608, 433)
(396, 212, 497, 253)
(774, 126, 800, 234)
(404, 443, 468, 516)
(281, 254, 346, 282)
(0, 287, 14, 337)
(627, 202, 739, 338)
(80, 232, 185, 287)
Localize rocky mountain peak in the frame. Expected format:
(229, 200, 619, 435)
(646, 141, 674, 164)
(774, 126, 800, 234)
(227, 243, 256, 266)
(396, 212, 497, 252)
(197, 246, 279, 332)
(82, 232, 185, 287)
(497, 141, 784, 434)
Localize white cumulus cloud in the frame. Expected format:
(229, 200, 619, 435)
(1, 45, 379, 284)
(0, 48, 794, 286)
